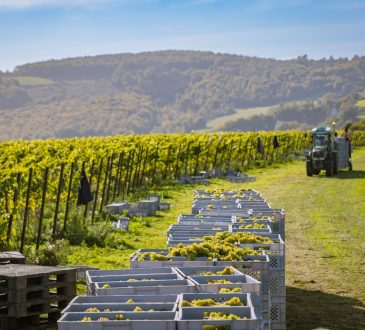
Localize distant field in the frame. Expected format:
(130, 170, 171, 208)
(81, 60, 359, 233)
(10, 75, 54, 86)
(206, 105, 275, 130)
(355, 99, 365, 107)
(356, 99, 365, 120)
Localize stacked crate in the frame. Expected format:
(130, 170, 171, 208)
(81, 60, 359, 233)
(59, 294, 179, 330)
(60, 188, 285, 330)
(60, 266, 262, 330)
(0, 264, 76, 330)
(191, 189, 286, 330)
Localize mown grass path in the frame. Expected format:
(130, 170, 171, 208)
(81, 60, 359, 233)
(68, 148, 365, 329)
(246, 149, 365, 330)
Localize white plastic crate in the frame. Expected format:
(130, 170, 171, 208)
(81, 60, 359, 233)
(176, 306, 260, 330)
(178, 291, 268, 326)
(270, 295, 286, 330)
(66, 294, 179, 305)
(105, 201, 129, 214)
(188, 274, 260, 294)
(235, 233, 285, 257)
(177, 214, 233, 225)
(58, 311, 176, 330)
(63, 302, 178, 313)
(86, 267, 174, 294)
(95, 278, 196, 296)
(174, 266, 243, 277)
(214, 254, 270, 293)
(168, 224, 230, 232)
(130, 249, 214, 269)
(88, 273, 180, 296)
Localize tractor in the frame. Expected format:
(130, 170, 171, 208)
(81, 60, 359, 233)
(305, 126, 352, 177)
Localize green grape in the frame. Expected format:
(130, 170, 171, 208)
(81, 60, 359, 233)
(216, 266, 234, 275)
(219, 287, 242, 293)
(190, 298, 217, 306)
(85, 307, 99, 312)
(181, 300, 192, 307)
(207, 279, 233, 284)
(223, 297, 244, 306)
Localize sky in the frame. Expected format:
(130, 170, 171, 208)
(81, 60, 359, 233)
(0, 0, 364, 72)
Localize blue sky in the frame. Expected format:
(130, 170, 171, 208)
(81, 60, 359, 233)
(0, 0, 364, 72)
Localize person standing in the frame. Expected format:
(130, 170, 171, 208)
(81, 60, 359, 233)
(342, 127, 352, 169)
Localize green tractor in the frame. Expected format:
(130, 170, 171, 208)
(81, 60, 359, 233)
(305, 126, 352, 177)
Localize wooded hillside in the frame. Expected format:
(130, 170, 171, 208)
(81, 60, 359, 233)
(1, 51, 365, 140)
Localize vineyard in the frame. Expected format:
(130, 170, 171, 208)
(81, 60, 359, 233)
(1, 130, 365, 255)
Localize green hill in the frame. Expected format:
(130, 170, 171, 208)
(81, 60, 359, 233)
(1, 51, 365, 140)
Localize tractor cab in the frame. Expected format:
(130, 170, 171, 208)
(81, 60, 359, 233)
(306, 126, 352, 176)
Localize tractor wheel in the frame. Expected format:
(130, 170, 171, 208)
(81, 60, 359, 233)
(326, 158, 333, 176)
(306, 161, 313, 176)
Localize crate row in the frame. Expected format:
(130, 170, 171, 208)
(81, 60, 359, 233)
(59, 293, 265, 330)
(181, 188, 285, 329)
(59, 188, 285, 330)
(192, 200, 271, 214)
(84, 264, 282, 327)
(166, 234, 285, 257)
(126, 253, 284, 296)
(176, 212, 285, 239)
(227, 175, 256, 183)
(193, 189, 262, 198)
(86, 267, 261, 297)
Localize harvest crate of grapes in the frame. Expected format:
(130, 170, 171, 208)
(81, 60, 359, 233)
(88, 273, 180, 296)
(65, 294, 179, 307)
(174, 266, 244, 277)
(188, 274, 260, 294)
(168, 224, 230, 232)
(130, 249, 215, 269)
(193, 189, 262, 198)
(229, 224, 272, 234)
(168, 228, 228, 237)
(233, 215, 285, 240)
(177, 214, 234, 225)
(176, 306, 260, 330)
(177, 292, 264, 328)
(86, 268, 179, 295)
(62, 302, 178, 313)
(178, 292, 255, 310)
(58, 311, 177, 330)
(200, 208, 274, 217)
(94, 278, 196, 296)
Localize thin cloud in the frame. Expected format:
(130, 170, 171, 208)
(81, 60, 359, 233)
(0, 0, 146, 9)
(169, 0, 224, 9)
(242, 0, 312, 14)
(319, 0, 365, 11)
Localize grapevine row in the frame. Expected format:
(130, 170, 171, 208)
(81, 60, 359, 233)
(0, 131, 364, 251)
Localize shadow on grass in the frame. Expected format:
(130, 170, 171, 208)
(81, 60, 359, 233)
(335, 169, 365, 179)
(315, 170, 365, 180)
(287, 286, 365, 330)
